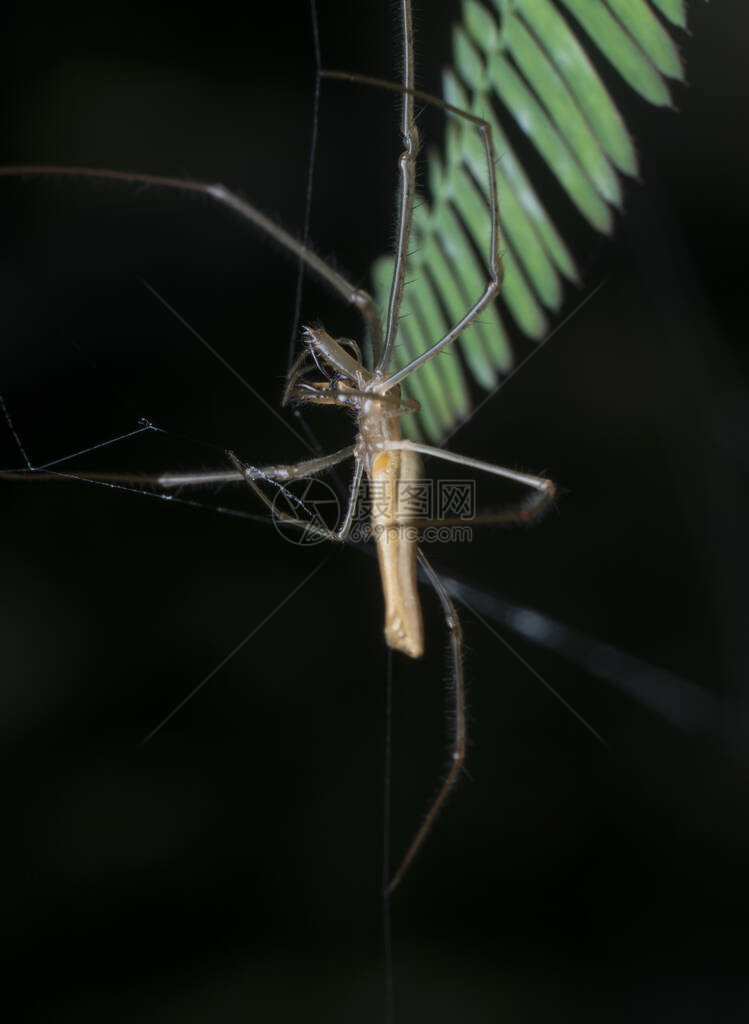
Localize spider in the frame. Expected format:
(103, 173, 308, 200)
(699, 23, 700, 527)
(0, 0, 554, 892)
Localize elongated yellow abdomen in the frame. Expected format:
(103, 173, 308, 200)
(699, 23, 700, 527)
(370, 447, 424, 658)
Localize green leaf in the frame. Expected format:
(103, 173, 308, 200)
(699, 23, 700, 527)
(459, 116, 563, 310)
(427, 156, 513, 377)
(453, 24, 490, 93)
(443, 66, 578, 290)
(407, 256, 473, 421)
(450, 160, 548, 337)
(503, 14, 622, 206)
(605, 0, 684, 79)
(371, 0, 697, 440)
(649, 0, 687, 30)
(432, 198, 512, 367)
(508, 0, 637, 174)
(416, 209, 503, 390)
(373, 257, 448, 441)
(558, 0, 672, 105)
(486, 51, 614, 232)
(401, 287, 464, 433)
(473, 95, 580, 285)
(463, 0, 499, 51)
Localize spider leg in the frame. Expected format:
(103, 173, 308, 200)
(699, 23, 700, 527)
(0, 164, 383, 359)
(2, 446, 357, 490)
(228, 450, 363, 543)
(383, 440, 555, 520)
(160, 446, 356, 488)
(416, 508, 552, 529)
(387, 547, 466, 893)
(320, 71, 501, 384)
(378, 0, 417, 374)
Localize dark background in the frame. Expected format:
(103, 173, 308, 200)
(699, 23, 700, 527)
(2, 1, 748, 1020)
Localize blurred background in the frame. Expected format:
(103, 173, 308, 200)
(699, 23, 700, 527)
(2, 1, 748, 1020)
